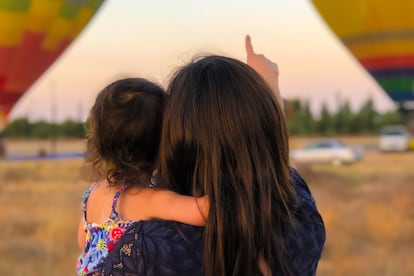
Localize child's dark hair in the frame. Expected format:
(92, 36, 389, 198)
(85, 78, 167, 187)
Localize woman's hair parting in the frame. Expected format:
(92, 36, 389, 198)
(160, 55, 297, 275)
(85, 78, 167, 187)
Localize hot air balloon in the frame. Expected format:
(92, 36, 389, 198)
(0, 0, 105, 130)
(311, 0, 414, 130)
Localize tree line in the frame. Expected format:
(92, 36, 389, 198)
(1, 97, 403, 138)
(285, 97, 403, 135)
(2, 118, 85, 138)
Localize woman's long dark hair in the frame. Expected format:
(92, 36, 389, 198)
(160, 56, 297, 275)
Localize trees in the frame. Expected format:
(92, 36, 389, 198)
(285, 97, 402, 136)
(3, 118, 85, 139)
(3, 118, 31, 137)
(287, 99, 316, 135)
(1, 97, 404, 138)
(316, 103, 334, 135)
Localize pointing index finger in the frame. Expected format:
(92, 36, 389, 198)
(245, 35, 254, 56)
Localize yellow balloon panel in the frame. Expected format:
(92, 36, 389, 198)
(349, 40, 414, 59)
(27, 1, 61, 33)
(42, 17, 73, 50)
(312, 0, 368, 37)
(0, 11, 26, 46)
(312, 0, 414, 37)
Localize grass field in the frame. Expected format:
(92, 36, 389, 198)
(1, 137, 413, 275)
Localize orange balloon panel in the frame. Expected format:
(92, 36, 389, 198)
(0, 0, 105, 126)
(312, 0, 414, 104)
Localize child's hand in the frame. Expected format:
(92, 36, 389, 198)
(245, 35, 283, 109)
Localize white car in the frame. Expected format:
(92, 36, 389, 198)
(290, 139, 363, 165)
(379, 125, 410, 152)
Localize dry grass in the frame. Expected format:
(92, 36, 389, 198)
(0, 156, 88, 275)
(1, 137, 413, 275)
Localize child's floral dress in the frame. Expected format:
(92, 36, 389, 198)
(76, 183, 133, 276)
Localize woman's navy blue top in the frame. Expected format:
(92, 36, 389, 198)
(97, 168, 325, 275)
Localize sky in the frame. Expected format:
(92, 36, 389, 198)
(10, 0, 397, 122)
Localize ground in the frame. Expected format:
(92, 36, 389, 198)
(0, 137, 413, 275)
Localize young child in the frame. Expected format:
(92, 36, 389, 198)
(76, 78, 208, 276)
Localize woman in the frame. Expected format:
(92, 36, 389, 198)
(98, 36, 325, 276)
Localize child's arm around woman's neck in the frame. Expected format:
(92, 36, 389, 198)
(119, 187, 209, 227)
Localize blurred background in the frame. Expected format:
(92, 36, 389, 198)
(0, 0, 413, 275)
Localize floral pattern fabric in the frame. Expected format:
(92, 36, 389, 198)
(76, 183, 133, 276)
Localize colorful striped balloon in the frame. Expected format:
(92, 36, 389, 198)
(312, 0, 414, 105)
(0, 0, 105, 128)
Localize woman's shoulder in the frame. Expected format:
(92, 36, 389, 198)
(98, 220, 203, 276)
(289, 166, 325, 230)
(287, 167, 326, 275)
(289, 167, 315, 204)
